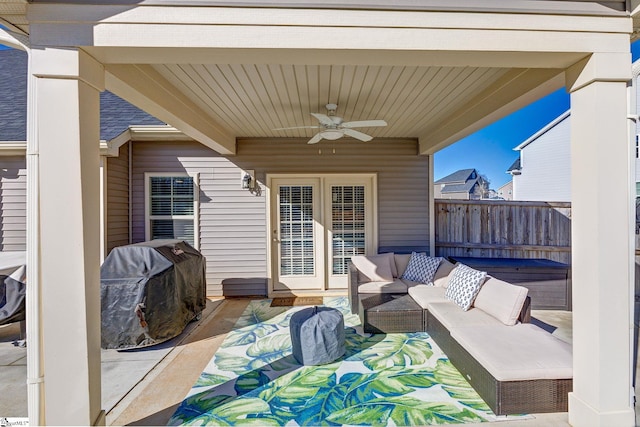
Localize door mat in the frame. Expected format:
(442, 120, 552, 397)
(270, 296, 324, 307)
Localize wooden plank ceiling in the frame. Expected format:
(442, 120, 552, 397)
(153, 63, 508, 140)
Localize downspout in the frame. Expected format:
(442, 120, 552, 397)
(129, 141, 133, 244)
(628, 60, 640, 408)
(1, 28, 46, 426)
(7, 37, 46, 426)
(100, 157, 107, 262)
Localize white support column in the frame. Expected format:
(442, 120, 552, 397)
(30, 47, 105, 426)
(566, 52, 635, 426)
(428, 154, 436, 256)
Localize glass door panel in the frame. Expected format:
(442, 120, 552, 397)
(272, 178, 324, 291)
(331, 185, 366, 275)
(325, 176, 375, 289)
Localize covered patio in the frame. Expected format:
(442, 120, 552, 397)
(0, 1, 637, 425)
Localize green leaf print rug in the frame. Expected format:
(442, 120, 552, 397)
(168, 297, 528, 426)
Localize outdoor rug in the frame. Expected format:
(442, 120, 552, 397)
(270, 296, 324, 307)
(169, 297, 528, 426)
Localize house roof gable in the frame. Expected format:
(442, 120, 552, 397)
(435, 168, 477, 184)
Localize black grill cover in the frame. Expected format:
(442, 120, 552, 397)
(100, 240, 206, 350)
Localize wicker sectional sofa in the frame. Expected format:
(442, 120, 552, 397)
(347, 251, 572, 416)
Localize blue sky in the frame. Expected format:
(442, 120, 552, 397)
(435, 40, 640, 189)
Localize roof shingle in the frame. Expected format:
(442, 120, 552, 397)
(434, 168, 476, 184)
(0, 48, 164, 142)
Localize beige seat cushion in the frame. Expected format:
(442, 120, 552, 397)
(450, 323, 573, 381)
(358, 280, 408, 294)
(473, 276, 528, 326)
(400, 278, 422, 289)
(427, 301, 499, 329)
(407, 285, 447, 309)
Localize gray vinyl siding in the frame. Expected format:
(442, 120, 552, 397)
(131, 138, 430, 296)
(235, 138, 430, 248)
(131, 141, 268, 297)
(106, 142, 131, 253)
(0, 156, 27, 252)
(514, 117, 571, 202)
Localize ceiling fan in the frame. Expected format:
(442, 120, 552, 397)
(273, 104, 387, 144)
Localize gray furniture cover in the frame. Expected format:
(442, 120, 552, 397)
(290, 306, 345, 365)
(0, 265, 26, 326)
(101, 240, 206, 350)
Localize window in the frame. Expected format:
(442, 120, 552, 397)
(145, 173, 198, 248)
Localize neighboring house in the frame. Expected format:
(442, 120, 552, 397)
(509, 57, 640, 203)
(497, 180, 514, 200)
(434, 168, 488, 200)
(507, 110, 572, 202)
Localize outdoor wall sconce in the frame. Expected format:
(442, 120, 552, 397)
(242, 172, 253, 190)
(241, 170, 261, 195)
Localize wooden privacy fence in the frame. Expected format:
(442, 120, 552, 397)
(434, 199, 572, 264)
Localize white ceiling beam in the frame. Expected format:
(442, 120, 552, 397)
(418, 69, 565, 155)
(105, 64, 236, 155)
(33, 23, 630, 56)
(27, 5, 627, 31)
(89, 48, 589, 70)
(27, 5, 630, 57)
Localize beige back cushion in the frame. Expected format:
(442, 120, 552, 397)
(351, 253, 394, 282)
(473, 276, 529, 326)
(394, 254, 412, 278)
(432, 258, 456, 287)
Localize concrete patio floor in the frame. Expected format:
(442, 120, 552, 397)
(0, 296, 636, 426)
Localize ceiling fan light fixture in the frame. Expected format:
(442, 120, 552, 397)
(319, 129, 343, 140)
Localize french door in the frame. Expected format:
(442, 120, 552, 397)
(270, 175, 376, 293)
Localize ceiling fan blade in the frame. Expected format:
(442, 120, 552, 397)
(272, 125, 321, 131)
(342, 128, 373, 142)
(310, 113, 334, 126)
(307, 133, 323, 144)
(341, 120, 387, 128)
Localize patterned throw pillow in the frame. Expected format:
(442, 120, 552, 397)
(445, 263, 487, 311)
(401, 252, 443, 284)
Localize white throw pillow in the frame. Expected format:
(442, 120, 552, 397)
(445, 263, 487, 311)
(401, 252, 443, 284)
(351, 254, 394, 282)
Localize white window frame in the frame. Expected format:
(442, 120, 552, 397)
(144, 172, 200, 250)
